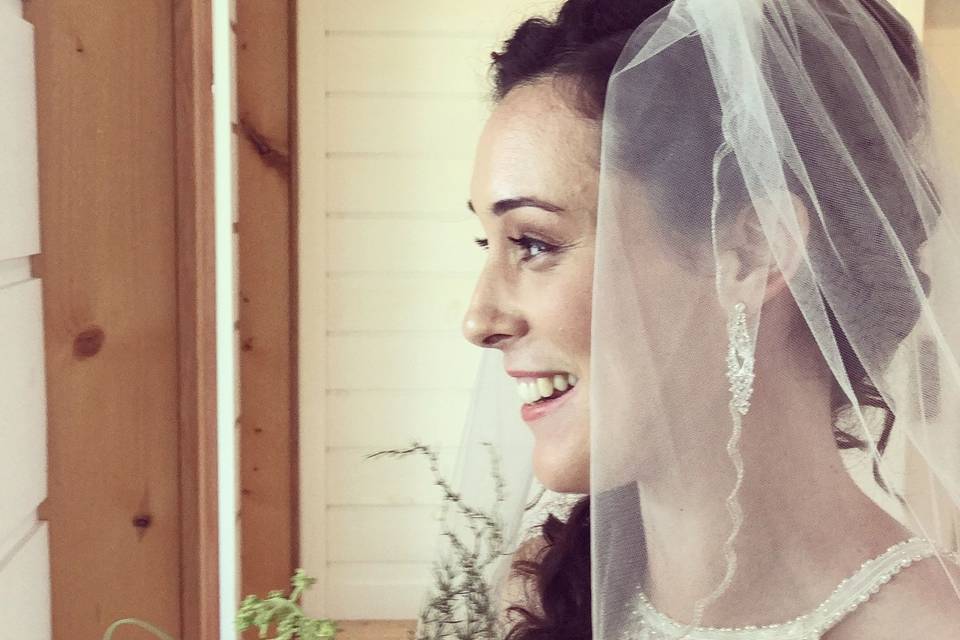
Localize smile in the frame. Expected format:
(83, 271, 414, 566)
(516, 372, 579, 404)
(519, 379, 578, 422)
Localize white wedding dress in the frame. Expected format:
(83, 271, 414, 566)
(625, 537, 946, 639)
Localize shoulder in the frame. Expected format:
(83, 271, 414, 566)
(826, 553, 960, 639)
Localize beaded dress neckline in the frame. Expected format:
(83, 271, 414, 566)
(626, 537, 940, 640)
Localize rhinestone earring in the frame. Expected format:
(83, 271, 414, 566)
(726, 302, 755, 415)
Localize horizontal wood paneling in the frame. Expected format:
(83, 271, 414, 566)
(325, 35, 492, 95)
(326, 157, 478, 214)
(0, 523, 51, 640)
(328, 273, 476, 332)
(327, 505, 442, 563)
(0, 280, 47, 543)
(297, 0, 329, 618)
(0, 512, 37, 566)
(0, 257, 32, 290)
(326, 562, 433, 620)
(327, 333, 479, 390)
(326, 447, 457, 506)
(888, 0, 926, 34)
(327, 218, 483, 273)
(326, 389, 471, 448)
(324, 0, 551, 33)
(0, 13, 40, 262)
(327, 95, 488, 155)
(0, 0, 21, 17)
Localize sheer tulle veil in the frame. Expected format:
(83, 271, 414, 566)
(419, 1, 960, 637)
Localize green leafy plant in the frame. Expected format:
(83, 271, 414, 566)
(102, 569, 335, 640)
(368, 441, 508, 640)
(236, 569, 337, 639)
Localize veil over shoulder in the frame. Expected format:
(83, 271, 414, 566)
(419, 1, 960, 638)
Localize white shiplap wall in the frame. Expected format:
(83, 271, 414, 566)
(0, 0, 50, 637)
(298, 0, 559, 621)
(890, 0, 926, 38)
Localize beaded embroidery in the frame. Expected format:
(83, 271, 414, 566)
(625, 537, 944, 639)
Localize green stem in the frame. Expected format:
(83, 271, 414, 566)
(102, 619, 176, 640)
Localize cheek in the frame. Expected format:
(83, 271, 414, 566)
(553, 254, 594, 358)
(556, 296, 592, 361)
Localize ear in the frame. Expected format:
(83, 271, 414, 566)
(716, 192, 811, 312)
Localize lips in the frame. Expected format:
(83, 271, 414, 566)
(520, 381, 578, 422)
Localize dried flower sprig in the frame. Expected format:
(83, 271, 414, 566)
(368, 441, 508, 640)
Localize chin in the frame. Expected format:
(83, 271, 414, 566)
(532, 437, 590, 494)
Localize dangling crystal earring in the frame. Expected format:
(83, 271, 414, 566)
(686, 302, 756, 633)
(726, 302, 755, 415)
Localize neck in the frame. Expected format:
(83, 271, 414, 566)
(634, 335, 909, 627)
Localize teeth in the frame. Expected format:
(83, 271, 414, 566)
(516, 373, 577, 404)
(517, 381, 537, 404)
(536, 377, 554, 398)
(553, 374, 569, 392)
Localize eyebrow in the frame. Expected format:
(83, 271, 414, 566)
(466, 197, 565, 216)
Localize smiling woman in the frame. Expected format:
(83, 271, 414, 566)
(463, 81, 598, 493)
(438, 0, 960, 639)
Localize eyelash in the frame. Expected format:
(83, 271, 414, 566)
(473, 235, 559, 262)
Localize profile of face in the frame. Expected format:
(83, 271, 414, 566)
(461, 78, 802, 496)
(462, 79, 600, 494)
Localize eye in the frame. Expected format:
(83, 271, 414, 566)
(508, 235, 558, 262)
(473, 235, 562, 262)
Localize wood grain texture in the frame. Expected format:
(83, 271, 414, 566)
(173, 0, 220, 638)
(335, 619, 416, 640)
(236, 0, 299, 607)
(22, 2, 183, 638)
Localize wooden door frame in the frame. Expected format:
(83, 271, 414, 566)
(235, 0, 300, 602)
(174, 0, 220, 638)
(25, 0, 220, 637)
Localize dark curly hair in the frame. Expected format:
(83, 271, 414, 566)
(488, 1, 933, 639)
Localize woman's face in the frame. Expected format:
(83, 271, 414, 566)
(462, 79, 599, 494)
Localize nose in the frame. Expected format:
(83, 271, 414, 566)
(461, 267, 526, 348)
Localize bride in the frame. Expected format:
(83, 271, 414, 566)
(456, 0, 960, 638)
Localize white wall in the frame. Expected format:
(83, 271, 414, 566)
(298, 0, 560, 621)
(0, 0, 51, 636)
(890, 0, 926, 38)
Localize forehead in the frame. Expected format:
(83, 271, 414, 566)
(470, 79, 600, 206)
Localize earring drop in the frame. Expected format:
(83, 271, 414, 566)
(726, 302, 755, 415)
